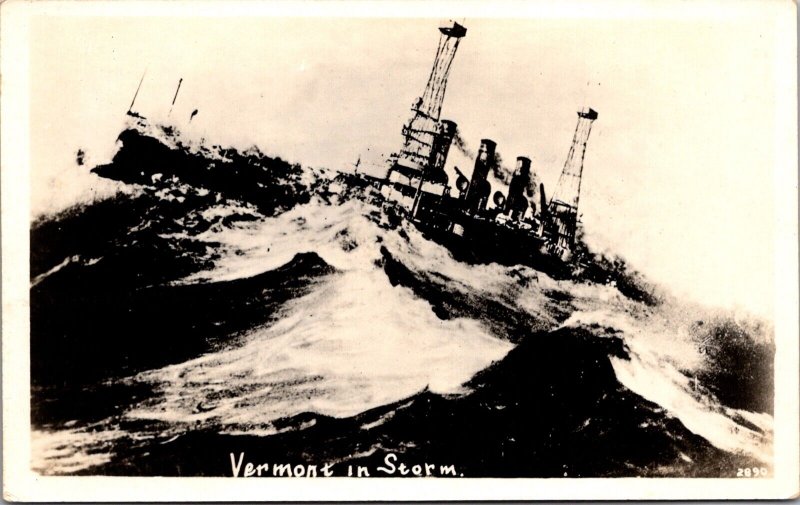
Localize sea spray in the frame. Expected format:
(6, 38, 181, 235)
(30, 127, 774, 477)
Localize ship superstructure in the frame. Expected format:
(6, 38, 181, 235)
(381, 21, 467, 216)
(380, 21, 599, 268)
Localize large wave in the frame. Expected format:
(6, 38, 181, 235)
(30, 123, 774, 477)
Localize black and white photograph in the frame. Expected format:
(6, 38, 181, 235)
(2, 0, 798, 501)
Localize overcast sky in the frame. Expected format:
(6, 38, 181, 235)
(24, 1, 795, 318)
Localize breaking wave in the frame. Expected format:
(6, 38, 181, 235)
(30, 125, 774, 477)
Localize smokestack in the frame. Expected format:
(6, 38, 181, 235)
(505, 156, 531, 221)
(464, 139, 496, 213)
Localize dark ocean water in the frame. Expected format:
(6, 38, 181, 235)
(30, 123, 774, 477)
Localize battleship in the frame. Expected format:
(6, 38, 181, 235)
(115, 21, 612, 288)
(380, 22, 599, 278)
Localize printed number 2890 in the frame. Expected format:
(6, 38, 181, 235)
(737, 467, 768, 477)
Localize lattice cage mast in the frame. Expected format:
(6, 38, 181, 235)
(395, 21, 467, 173)
(547, 107, 599, 253)
(550, 107, 598, 213)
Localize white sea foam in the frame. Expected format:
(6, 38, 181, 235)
(32, 197, 774, 474)
(561, 307, 773, 464)
(116, 199, 525, 435)
(149, 198, 775, 461)
(179, 199, 384, 283)
(127, 266, 513, 434)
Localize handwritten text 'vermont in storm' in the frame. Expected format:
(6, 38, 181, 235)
(230, 452, 460, 477)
